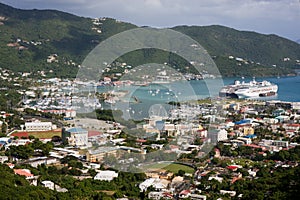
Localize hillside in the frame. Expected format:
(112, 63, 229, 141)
(0, 3, 136, 78)
(0, 3, 299, 78)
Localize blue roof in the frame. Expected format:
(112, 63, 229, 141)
(235, 119, 251, 125)
(67, 127, 87, 133)
(244, 134, 257, 139)
(155, 121, 165, 131)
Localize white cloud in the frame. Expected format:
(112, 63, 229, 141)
(1, 0, 299, 40)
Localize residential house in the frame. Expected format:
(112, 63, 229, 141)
(94, 170, 118, 181)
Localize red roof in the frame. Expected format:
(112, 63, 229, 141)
(228, 132, 236, 136)
(11, 132, 29, 138)
(287, 124, 300, 127)
(231, 176, 241, 184)
(244, 144, 266, 150)
(163, 192, 173, 198)
(88, 130, 102, 137)
(14, 169, 33, 177)
(227, 165, 238, 170)
(136, 139, 147, 143)
(179, 190, 190, 195)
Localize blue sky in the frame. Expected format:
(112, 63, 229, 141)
(1, 0, 300, 41)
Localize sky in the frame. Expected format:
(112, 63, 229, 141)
(1, 0, 300, 41)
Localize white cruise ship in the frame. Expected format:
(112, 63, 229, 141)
(219, 78, 278, 99)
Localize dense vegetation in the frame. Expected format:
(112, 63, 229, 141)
(0, 3, 300, 78)
(0, 163, 147, 199)
(0, 3, 136, 78)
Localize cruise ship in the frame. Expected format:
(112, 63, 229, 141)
(219, 78, 278, 99)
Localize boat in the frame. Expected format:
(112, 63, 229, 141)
(152, 70, 170, 84)
(219, 78, 278, 99)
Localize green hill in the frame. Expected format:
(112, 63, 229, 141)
(0, 3, 299, 78)
(173, 25, 300, 75)
(0, 3, 136, 78)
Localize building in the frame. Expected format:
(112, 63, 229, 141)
(139, 178, 170, 192)
(41, 180, 68, 192)
(14, 169, 37, 186)
(63, 127, 88, 147)
(217, 129, 228, 142)
(260, 139, 289, 148)
(25, 157, 58, 168)
(94, 170, 118, 181)
(148, 192, 165, 200)
(86, 146, 119, 162)
(220, 190, 236, 197)
(243, 127, 255, 136)
(0, 156, 8, 163)
(41, 181, 55, 190)
(25, 121, 55, 131)
(190, 194, 207, 200)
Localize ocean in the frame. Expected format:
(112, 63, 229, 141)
(99, 76, 300, 120)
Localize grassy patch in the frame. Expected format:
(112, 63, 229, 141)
(163, 163, 195, 174)
(28, 129, 62, 139)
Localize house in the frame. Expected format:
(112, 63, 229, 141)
(47, 54, 58, 63)
(41, 180, 68, 192)
(148, 192, 173, 199)
(14, 169, 34, 179)
(189, 194, 207, 200)
(94, 170, 118, 181)
(41, 180, 55, 190)
(0, 155, 8, 163)
(7, 163, 15, 169)
(220, 190, 236, 197)
(14, 169, 37, 186)
(227, 165, 242, 171)
(179, 190, 191, 198)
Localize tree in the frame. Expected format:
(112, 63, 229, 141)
(28, 135, 35, 140)
(177, 169, 185, 176)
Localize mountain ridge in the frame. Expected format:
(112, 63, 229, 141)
(0, 2, 299, 78)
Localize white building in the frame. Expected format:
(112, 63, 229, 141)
(94, 170, 118, 181)
(25, 121, 56, 131)
(0, 156, 8, 163)
(41, 180, 55, 190)
(65, 127, 88, 147)
(217, 129, 228, 142)
(139, 178, 170, 192)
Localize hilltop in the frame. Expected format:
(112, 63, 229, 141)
(0, 3, 299, 78)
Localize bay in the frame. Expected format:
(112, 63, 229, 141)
(99, 76, 300, 120)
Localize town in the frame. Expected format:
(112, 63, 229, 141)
(0, 68, 300, 199)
